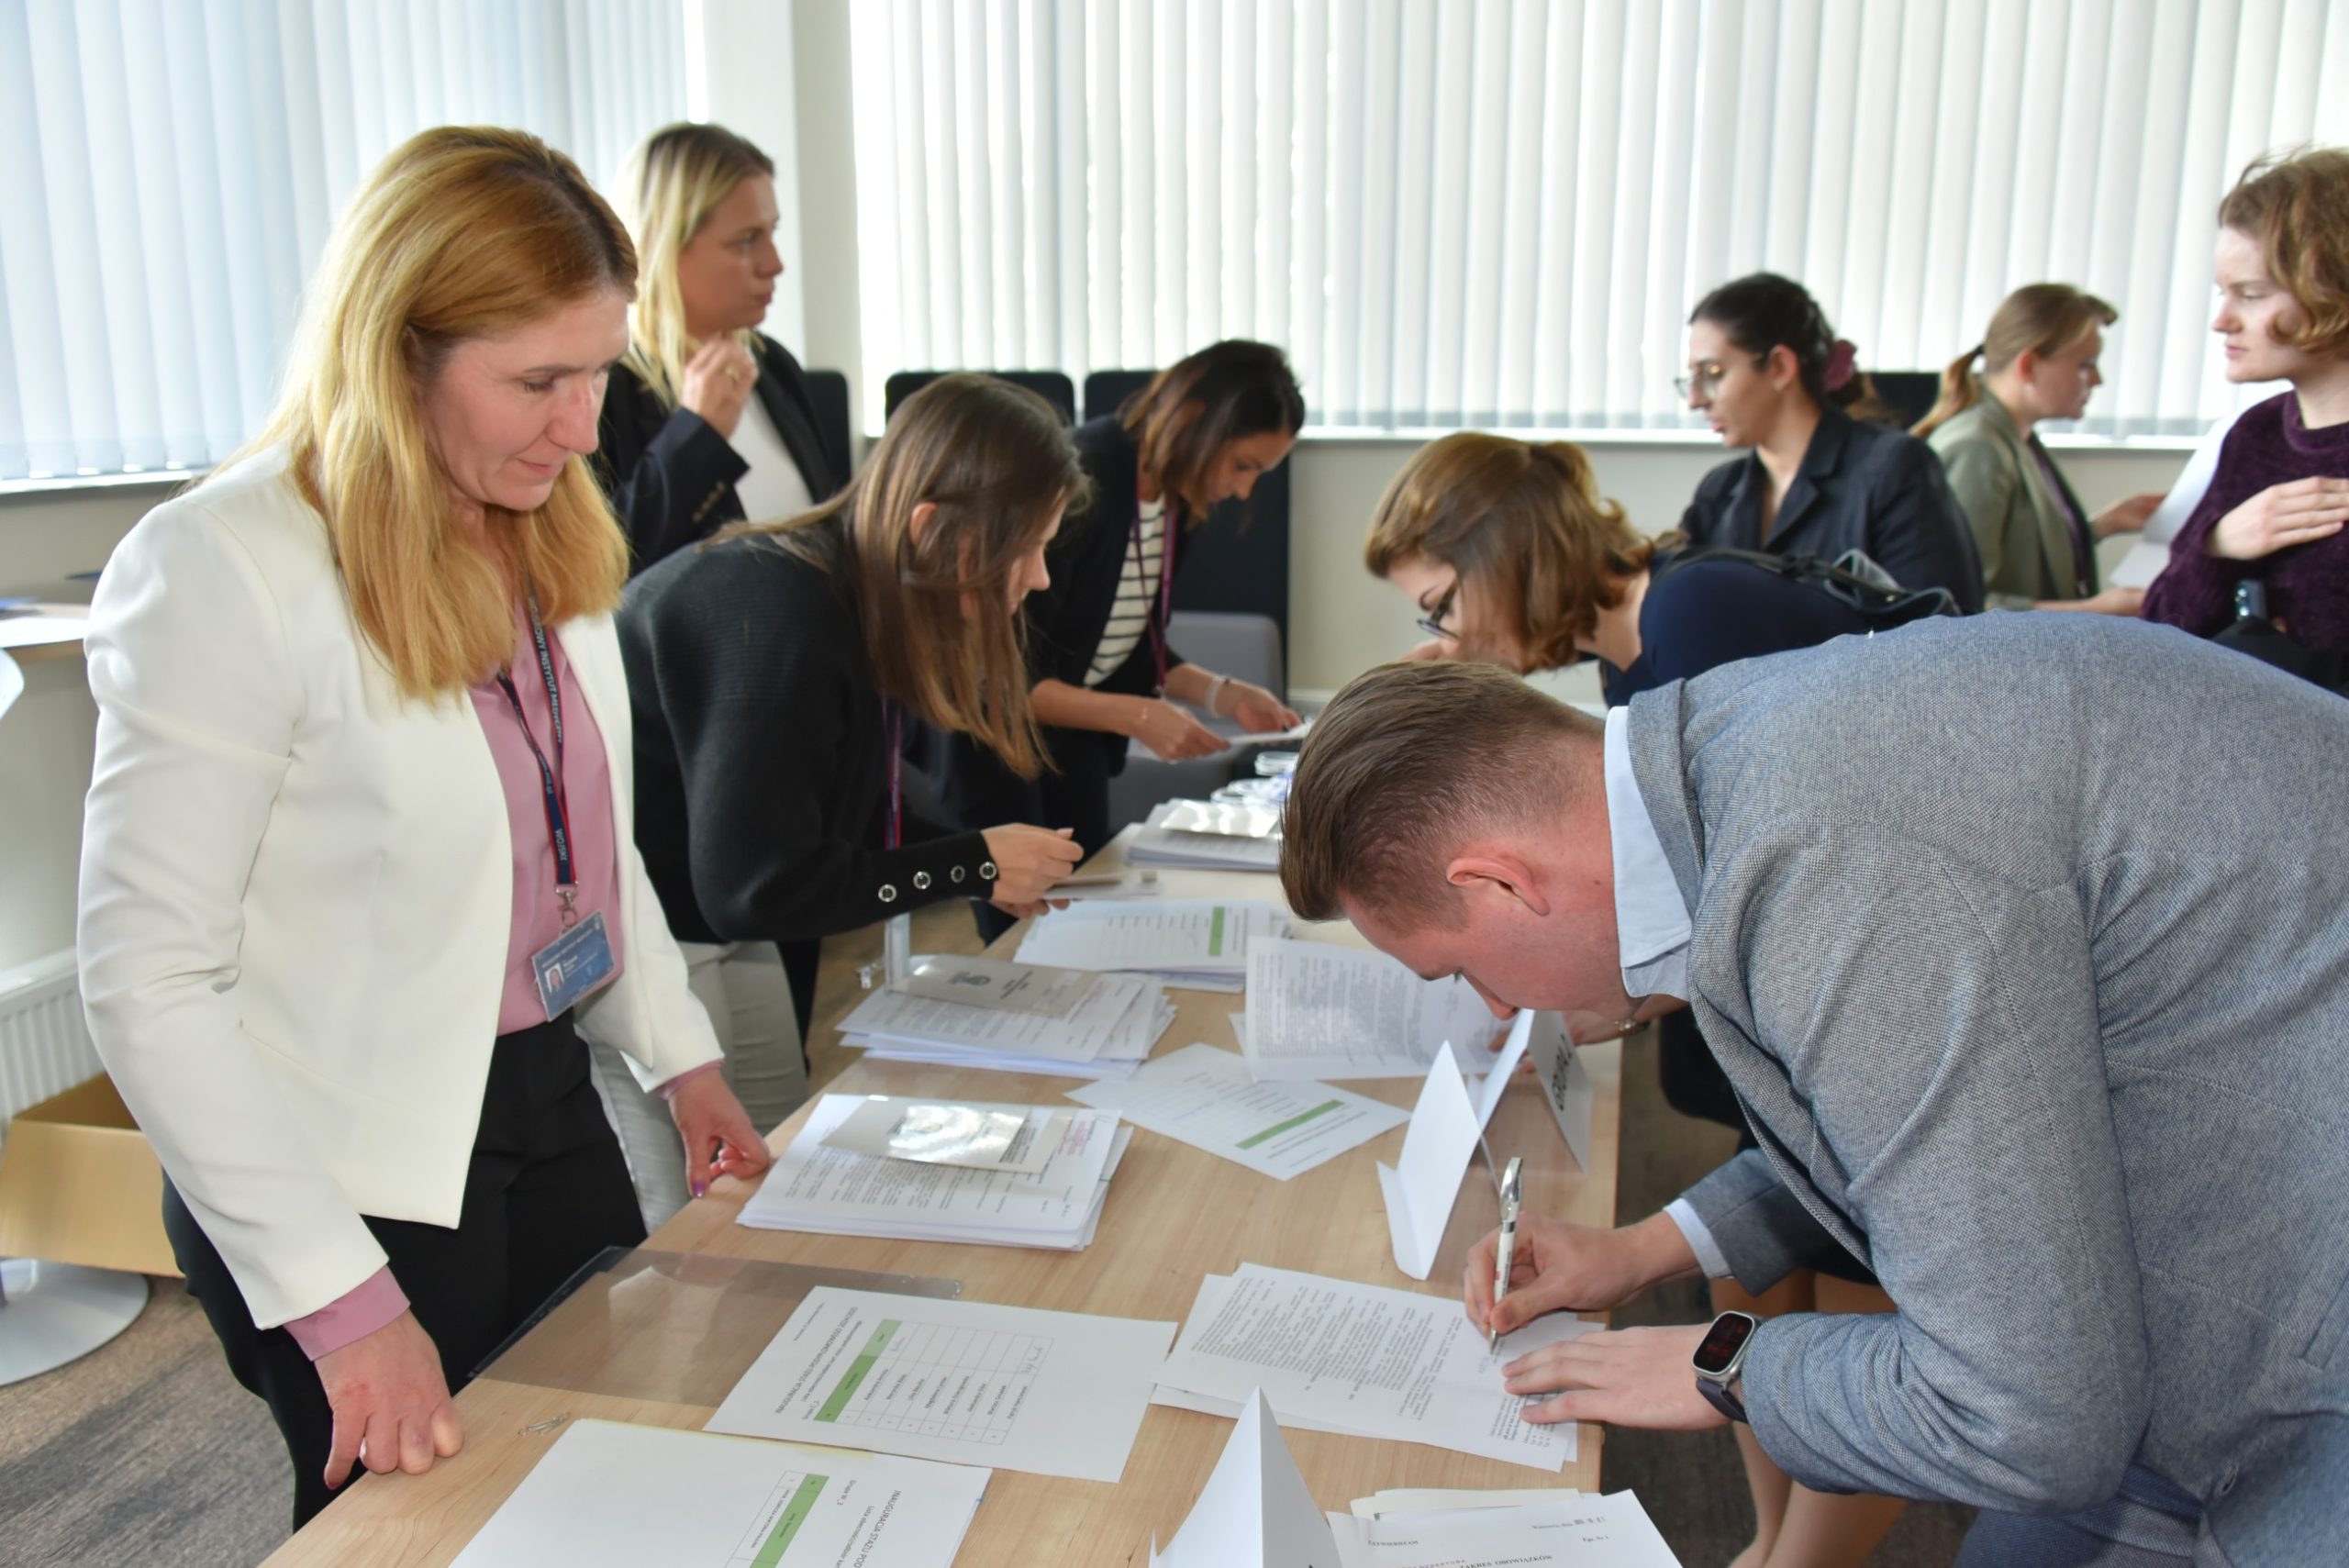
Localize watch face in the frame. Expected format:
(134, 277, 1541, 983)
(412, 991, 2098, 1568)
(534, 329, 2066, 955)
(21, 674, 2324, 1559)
(1693, 1311, 1757, 1374)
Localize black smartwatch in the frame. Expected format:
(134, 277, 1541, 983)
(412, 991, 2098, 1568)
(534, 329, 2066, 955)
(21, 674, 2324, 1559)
(1692, 1309, 1760, 1423)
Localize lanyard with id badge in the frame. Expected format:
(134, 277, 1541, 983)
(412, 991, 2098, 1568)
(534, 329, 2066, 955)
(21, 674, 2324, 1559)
(495, 596, 618, 1021)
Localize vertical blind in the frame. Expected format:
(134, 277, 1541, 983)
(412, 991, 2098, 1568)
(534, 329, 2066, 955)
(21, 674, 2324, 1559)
(0, 0, 685, 482)
(850, 0, 2349, 437)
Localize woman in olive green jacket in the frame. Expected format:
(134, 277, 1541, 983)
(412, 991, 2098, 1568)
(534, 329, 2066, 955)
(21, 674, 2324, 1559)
(1917, 284, 2162, 612)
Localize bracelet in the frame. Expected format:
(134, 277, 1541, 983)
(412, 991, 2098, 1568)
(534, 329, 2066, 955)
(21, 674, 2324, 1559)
(1204, 673, 1231, 717)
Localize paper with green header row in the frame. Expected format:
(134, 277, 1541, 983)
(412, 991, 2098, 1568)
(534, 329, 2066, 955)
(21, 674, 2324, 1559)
(444, 1418, 987, 1568)
(1067, 1043, 1409, 1181)
(707, 1287, 1176, 1483)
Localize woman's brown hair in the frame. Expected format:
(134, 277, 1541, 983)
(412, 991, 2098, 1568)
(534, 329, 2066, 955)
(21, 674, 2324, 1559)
(1364, 432, 1659, 673)
(723, 374, 1087, 777)
(239, 126, 635, 702)
(2219, 147, 2349, 361)
(1912, 284, 2118, 439)
(1120, 339, 1304, 527)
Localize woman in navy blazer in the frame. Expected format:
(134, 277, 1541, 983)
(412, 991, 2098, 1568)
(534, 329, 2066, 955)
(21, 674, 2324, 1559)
(1367, 429, 1916, 1568)
(1677, 273, 1985, 613)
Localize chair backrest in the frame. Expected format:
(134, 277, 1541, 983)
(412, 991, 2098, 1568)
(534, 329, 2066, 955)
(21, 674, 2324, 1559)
(884, 370, 1076, 425)
(1165, 610, 1285, 699)
(1865, 371, 1941, 432)
(1085, 369, 1292, 684)
(801, 369, 853, 488)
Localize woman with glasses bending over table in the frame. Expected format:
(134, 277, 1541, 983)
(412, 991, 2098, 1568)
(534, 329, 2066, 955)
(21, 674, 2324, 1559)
(75, 128, 769, 1530)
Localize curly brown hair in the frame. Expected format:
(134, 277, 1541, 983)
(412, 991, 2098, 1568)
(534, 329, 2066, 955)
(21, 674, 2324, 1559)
(2220, 148, 2349, 361)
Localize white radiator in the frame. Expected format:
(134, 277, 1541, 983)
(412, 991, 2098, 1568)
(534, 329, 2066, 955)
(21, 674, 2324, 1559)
(0, 951, 101, 1152)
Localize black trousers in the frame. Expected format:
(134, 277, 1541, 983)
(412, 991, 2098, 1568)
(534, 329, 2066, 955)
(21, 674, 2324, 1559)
(163, 1012, 646, 1531)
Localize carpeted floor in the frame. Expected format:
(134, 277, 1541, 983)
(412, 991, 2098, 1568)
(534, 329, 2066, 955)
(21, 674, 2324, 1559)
(1, 905, 1969, 1566)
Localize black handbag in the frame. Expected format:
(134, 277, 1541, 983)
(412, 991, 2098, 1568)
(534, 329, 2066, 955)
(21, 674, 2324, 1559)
(1658, 544, 1963, 629)
(2212, 579, 2349, 695)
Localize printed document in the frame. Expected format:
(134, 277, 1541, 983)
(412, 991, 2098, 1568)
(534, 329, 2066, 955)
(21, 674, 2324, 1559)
(1016, 900, 1289, 992)
(1152, 1265, 1598, 1469)
(738, 1094, 1127, 1250)
(1242, 940, 1503, 1080)
(1328, 1494, 1684, 1567)
(707, 1287, 1175, 1483)
(1068, 1043, 1408, 1180)
(446, 1418, 988, 1568)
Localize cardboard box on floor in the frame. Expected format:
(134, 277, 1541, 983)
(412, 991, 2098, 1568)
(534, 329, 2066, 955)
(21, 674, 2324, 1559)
(0, 1074, 180, 1276)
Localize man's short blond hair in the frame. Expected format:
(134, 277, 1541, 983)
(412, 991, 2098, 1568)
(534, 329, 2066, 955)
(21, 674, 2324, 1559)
(1279, 662, 1600, 927)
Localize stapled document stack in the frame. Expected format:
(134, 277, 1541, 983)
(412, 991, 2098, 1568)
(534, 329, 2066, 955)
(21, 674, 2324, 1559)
(737, 1093, 1134, 1250)
(837, 955, 1173, 1080)
(1128, 800, 1284, 872)
(1014, 899, 1290, 993)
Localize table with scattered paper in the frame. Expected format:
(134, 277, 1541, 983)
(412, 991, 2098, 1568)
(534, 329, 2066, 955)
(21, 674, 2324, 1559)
(260, 828, 1624, 1567)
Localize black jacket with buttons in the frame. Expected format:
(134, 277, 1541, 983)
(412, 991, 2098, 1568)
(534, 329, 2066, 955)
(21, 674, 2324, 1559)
(618, 522, 996, 946)
(594, 332, 847, 574)
(1677, 404, 1986, 614)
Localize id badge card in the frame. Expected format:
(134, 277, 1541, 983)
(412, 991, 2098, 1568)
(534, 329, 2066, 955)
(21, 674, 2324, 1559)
(534, 909, 618, 1020)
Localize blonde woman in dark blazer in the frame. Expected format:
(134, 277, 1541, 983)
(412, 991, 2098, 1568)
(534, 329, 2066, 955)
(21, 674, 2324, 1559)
(1916, 284, 2163, 612)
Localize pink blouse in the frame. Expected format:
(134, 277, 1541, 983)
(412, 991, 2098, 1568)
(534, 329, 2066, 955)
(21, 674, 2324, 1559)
(286, 603, 629, 1360)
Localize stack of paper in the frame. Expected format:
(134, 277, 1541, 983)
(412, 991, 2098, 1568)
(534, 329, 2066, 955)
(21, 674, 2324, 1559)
(446, 1419, 989, 1568)
(837, 956, 1173, 1080)
(1152, 1263, 1599, 1470)
(1350, 1486, 1585, 1518)
(738, 1094, 1133, 1251)
(1015, 899, 1290, 993)
(1239, 938, 1505, 1079)
(1129, 801, 1284, 872)
(1328, 1496, 1684, 1566)
(707, 1287, 1177, 1484)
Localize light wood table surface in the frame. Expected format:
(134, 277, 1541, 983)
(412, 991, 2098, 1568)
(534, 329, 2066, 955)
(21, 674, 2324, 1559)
(262, 834, 1622, 1566)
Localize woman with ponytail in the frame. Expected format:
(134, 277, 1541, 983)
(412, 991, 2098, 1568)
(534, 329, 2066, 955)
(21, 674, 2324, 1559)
(1916, 285, 2162, 612)
(1677, 273, 1985, 611)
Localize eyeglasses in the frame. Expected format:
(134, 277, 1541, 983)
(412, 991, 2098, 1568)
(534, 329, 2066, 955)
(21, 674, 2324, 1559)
(1673, 354, 1765, 400)
(1416, 580, 1460, 641)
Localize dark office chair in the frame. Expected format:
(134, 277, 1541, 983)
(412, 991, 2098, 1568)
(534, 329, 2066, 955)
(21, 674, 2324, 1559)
(1865, 371, 1942, 432)
(883, 370, 1076, 425)
(1083, 369, 1292, 683)
(801, 369, 854, 484)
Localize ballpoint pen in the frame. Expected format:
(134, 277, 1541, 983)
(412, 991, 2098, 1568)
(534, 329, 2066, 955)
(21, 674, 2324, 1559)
(1489, 1155, 1523, 1351)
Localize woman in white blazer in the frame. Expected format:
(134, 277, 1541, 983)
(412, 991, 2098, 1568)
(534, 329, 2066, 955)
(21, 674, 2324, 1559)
(76, 128, 768, 1530)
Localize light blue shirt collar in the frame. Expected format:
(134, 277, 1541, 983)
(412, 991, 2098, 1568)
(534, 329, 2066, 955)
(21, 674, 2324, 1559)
(1603, 706, 1691, 1002)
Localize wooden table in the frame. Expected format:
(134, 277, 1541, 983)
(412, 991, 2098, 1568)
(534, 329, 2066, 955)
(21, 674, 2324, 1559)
(262, 839, 1622, 1566)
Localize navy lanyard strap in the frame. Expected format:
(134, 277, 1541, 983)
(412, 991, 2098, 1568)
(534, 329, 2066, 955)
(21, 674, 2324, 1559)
(1133, 493, 1176, 695)
(884, 702, 904, 852)
(494, 593, 579, 924)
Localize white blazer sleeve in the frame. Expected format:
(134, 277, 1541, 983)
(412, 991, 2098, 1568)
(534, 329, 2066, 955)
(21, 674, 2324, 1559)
(77, 500, 389, 1329)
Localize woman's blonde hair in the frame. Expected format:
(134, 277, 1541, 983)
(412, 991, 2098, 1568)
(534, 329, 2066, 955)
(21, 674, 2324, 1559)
(2220, 147, 2349, 361)
(1364, 432, 1658, 673)
(614, 122, 775, 408)
(244, 125, 635, 702)
(721, 375, 1088, 778)
(1912, 283, 2118, 439)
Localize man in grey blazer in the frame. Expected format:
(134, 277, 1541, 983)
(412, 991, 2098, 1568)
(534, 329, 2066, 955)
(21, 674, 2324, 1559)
(1279, 616, 2347, 1565)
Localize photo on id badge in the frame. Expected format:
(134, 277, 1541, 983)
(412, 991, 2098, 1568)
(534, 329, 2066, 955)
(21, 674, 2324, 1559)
(534, 910, 618, 1019)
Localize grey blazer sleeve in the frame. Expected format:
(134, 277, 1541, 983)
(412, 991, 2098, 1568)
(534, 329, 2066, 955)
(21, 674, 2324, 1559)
(1707, 831, 2151, 1513)
(1679, 1148, 1851, 1289)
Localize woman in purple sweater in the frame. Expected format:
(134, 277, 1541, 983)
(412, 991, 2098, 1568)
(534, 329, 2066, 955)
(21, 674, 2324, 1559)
(2144, 149, 2349, 660)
